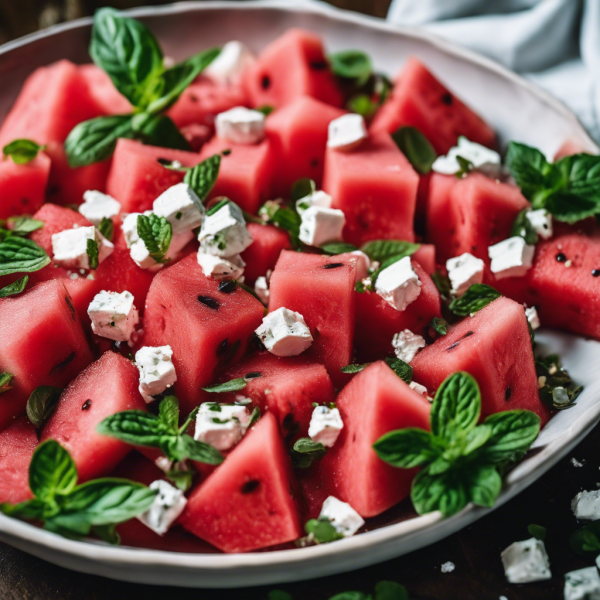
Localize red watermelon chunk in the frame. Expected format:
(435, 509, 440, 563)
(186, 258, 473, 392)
(223, 352, 335, 441)
(265, 95, 346, 195)
(427, 172, 529, 265)
(106, 139, 201, 214)
(41, 351, 145, 482)
(0, 152, 51, 219)
(268, 251, 357, 388)
(323, 132, 418, 247)
(179, 412, 302, 552)
(78, 64, 133, 115)
(242, 29, 343, 109)
(318, 361, 431, 518)
(411, 296, 550, 424)
(240, 223, 291, 285)
(355, 260, 441, 361)
(0, 417, 37, 503)
(199, 136, 274, 214)
(143, 253, 265, 413)
(412, 243, 436, 275)
(370, 57, 496, 155)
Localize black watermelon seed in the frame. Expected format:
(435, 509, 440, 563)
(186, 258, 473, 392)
(241, 480, 260, 494)
(556, 252, 567, 263)
(245, 371, 262, 379)
(310, 158, 319, 168)
(592, 269, 600, 277)
(50, 351, 76, 375)
(82, 400, 92, 411)
(447, 341, 460, 351)
(216, 338, 228, 357)
(261, 75, 271, 90)
(310, 61, 328, 70)
(324, 263, 344, 270)
(505, 387, 512, 401)
(282, 413, 297, 431)
(441, 93, 453, 105)
(222, 149, 232, 156)
(157, 157, 170, 166)
(218, 279, 236, 294)
(198, 295, 220, 310)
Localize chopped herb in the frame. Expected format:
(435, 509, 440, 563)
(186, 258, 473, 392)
(329, 50, 372, 87)
(202, 378, 248, 393)
(448, 284, 501, 316)
(86, 238, 99, 270)
(2, 139, 45, 164)
(527, 524, 547, 541)
(455, 155, 474, 178)
(320, 241, 358, 255)
(0, 372, 14, 394)
(98, 217, 114, 241)
(7, 216, 44, 235)
(0, 275, 28, 298)
(290, 178, 317, 202)
(206, 198, 229, 217)
(347, 94, 378, 119)
(304, 518, 344, 544)
(384, 357, 412, 384)
(290, 438, 327, 469)
(511, 209, 538, 245)
(26, 386, 63, 429)
(431, 270, 451, 301)
(360, 239, 420, 263)
(0, 236, 51, 277)
(256, 105, 274, 116)
(391, 126, 437, 175)
(184, 154, 221, 203)
(570, 520, 600, 558)
(137, 213, 172, 264)
(248, 406, 261, 427)
(340, 363, 369, 374)
(430, 317, 448, 336)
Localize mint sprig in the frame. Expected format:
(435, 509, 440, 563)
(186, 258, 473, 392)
(329, 50, 372, 87)
(136, 213, 172, 264)
(391, 126, 437, 175)
(0, 236, 50, 277)
(0, 372, 13, 394)
(448, 284, 501, 316)
(184, 154, 221, 203)
(2, 139, 45, 164)
(374, 372, 540, 517)
(0, 275, 28, 298)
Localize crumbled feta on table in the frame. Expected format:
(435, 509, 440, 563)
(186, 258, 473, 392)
(501, 537, 552, 583)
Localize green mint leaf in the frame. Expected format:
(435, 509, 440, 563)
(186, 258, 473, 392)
(347, 94, 378, 119)
(373, 428, 437, 468)
(431, 270, 451, 301)
(510, 209, 539, 245)
(268, 592, 293, 600)
(341, 363, 370, 374)
(0, 275, 28, 298)
(137, 213, 172, 263)
(505, 142, 551, 201)
(166, 469, 194, 492)
(455, 155, 474, 178)
(564, 153, 600, 197)
(248, 406, 261, 428)
(259, 202, 302, 247)
(86, 238, 99, 270)
(411, 467, 468, 518)
(430, 317, 448, 336)
(479, 410, 540, 463)
(320, 241, 358, 255)
(176, 434, 224, 465)
(360, 239, 420, 263)
(528, 524, 547, 541)
(354, 280, 366, 293)
(305, 518, 344, 543)
(543, 191, 599, 224)
(29, 440, 78, 502)
(464, 463, 502, 508)
(0, 372, 14, 394)
(374, 581, 410, 600)
(0, 236, 50, 276)
(7, 216, 44, 235)
(202, 378, 247, 393)
(178, 405, 200, 436)
(98, 217, 114, 242)
(256, 105, 275, 116)
(184, 154, 221, 203)
(2, 139, 45, 164)
(130, 113, 189, 151)
(570, 521, 600, 558)
(290, 438, 327, 469)
(96, 410, 165, 447)
(391, 126, 437, 175)
(0, 498, 48, 521)
(158, 396, 180, 432)
(206, 198, 230, 217)
(448, 283, 501, 316)
(329, 50, 372, 86)
(328, 593, 370, 600)
(26, 386, 62, 430)
(384, 357, 413, 384)
(290, 178, 316, 202)
(462, 424, 492, 455)
(92, 523, 120, 545)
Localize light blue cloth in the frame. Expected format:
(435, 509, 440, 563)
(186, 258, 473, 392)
(387, 0, 600, 143)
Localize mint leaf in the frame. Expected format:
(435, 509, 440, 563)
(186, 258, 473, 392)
(202, 378, 247, 393)
(26, 386, 62, 430)
(543, 191, 599, 224)
(570, 521, 600, 558)
(479, 410, 541, 463)
(86, 238, 99, 270)
(96, 410, 166, 447)
(29, 440, 78, 502)
(321, 241, 358, 255)
(256, 105, 275, 116)
(505, 142, 552, 201)
(448, 283, 501, 316)
(2, 139, 45, 164)
(305, 518, 344, 543)
(341, 363, 369, 374)
(384, 357, 413, 384)
(411, 468, 468, 518)
(360, 239, 420, 263)
(158, 395, 180, 432)
(268, 592, 293, 600)
(206, 198, 230, 217)
(391, 126, 437, 175)
(0, 236, 50, 276)
(8, 216, 44, 235)
(184, 154, 221, 203)
(464, 463, 502, 508)
(528, 524, 547, 541)
(0, 372, 14, 394)
(98, 217, 114, 242)
(455, 155, 474, 178)
(0, 275, 28, 298)
(374, 581, 409, 600)
(137, 213, 172, 263)
(130, 112, 189, 151)
(290, 178, 317, 202)
(166, 469, 194, 492)
(373, 428, 437, 468)
(347, 94, 378, 119)
(329, 50, 372, 87)
(430, 317, 448, 336)
(510, 208, 538, 245)
(290, 438, 327, 469)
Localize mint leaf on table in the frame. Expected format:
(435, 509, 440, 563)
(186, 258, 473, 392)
(448, 283, 501, 317)
(290, 438, 327, 469)
(535, 353, 582, 410)
(0, 236, 50, 277)
(184, 154, 221, 203)
(136, 213, 172, 264)
(26, 386, 62, 430)
(570, 520, 600, 558)
(2, 139, 45, 164)
(0, 372, 13, 394)
(391, 126, 437, 175)
(0, 275, 28, 298)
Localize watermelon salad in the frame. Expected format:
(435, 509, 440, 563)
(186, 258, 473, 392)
(0, 8, 595, 554)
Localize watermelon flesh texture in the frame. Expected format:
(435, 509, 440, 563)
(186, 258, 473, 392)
(265, 95, 347, 195)
(242, 29, 343, 109)
(413, 243, 436, 275)
(106, 139, 202, 214)
(223, 352, 336, 441)
(78, 64, 133, 115)
(323, 132, 418, 247)
(0, 152, 51, 219)
(355, 260, 442, 361)
(143, 253, 265, 414)
(179, 412, 303, 553)
(199, 136, 274, 214)
(240, 223, 291, 285)
(411, 296, 550, 424)
(41, 351, 146, 482)
(268, 251, 357, 388)
(317, 361, 431, 518)
(370, 57, 496, 155)
(0, 417, 37, 503)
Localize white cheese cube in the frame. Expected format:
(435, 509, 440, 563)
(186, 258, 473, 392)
(122, 212, 147, 249)
(198, 201, 253, 257)
(137, 480, 187, 536)
(79, 190, 120, 226)
(299, 206, 345, 247)
(446, 252, 485, 296)
(572, 490, 600, 521)
(501, 538, 552, 584)
(432, 136, 501, 175)
(488, 236, 535, 280)
(51, 225, 113, 270)
(375, 256, 422, 311)
(255, 307, 313, 357)
(526, 306, 541, 330)
(295, 190, 333, 215)
(197, 251, 245, 279)
(87, 290, 139, 342)
(155, 456, 173, 473)
(350, 250, 371, 281)
(319, 496, 365, 537)
(254, 276, 269, 304)
(215, 106, 265, 145)
(135, 345, 177, 403)
(205, 41, 256, 85)
(308, 406, 343, 448)
(441, 562, 455, 573)
(392, 329, 426, 363)
(130, 229, 194, 270)
(409, 381, 431, 400)
(153, 183, 205, 235)
(526, 209, 553, 240)
(194, 402, 251, 451)
(564, 567, 600, 600)
(327, 114, 367, 151)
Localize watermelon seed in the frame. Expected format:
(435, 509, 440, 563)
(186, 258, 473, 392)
(222, 149, 232, 156)
(310, 61, 328, 71)
(310, 158, 319, 168)
(323, 263, 344, 269)
(505, 387, 512, 401)
(441, 93, 453, 105)
(157, 158, 170, 166)
(592, 269, 600, 277)
(49, 351, 75, 375)
(197, 295, 220, 310)
(218, 279, 236, 294)
(556, 252, 567, 262)
(241, 480, 260, 494)
(447, 342, 460, 351)
(217, 338, 228, 357)
(245, 372, 262, 379)
(82, 400, 91, 411)
(261, 75, 271, 90)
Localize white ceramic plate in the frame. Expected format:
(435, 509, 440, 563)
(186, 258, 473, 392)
(0, 0, 598, 589)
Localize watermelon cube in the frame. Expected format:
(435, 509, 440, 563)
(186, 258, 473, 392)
(322, 132, 419, 247)
(179, 412, 302, 552)
(106, 139, 202, 214)
(265, 95, 346, 195)
(411, 296, 550, 424)
(412, 243, 436, 275)
(41, 351, 145, 482)
(370, 57, 496, 154)
(240, 223, 291, 285)
(317, 361, 431, 517)
(199, 136, 274, 214)
(143, 254, 265, 413)
(242, 29, 343, 109)
(0, 417, 37, 503)
(78, 64, 133, 115)
(268, 250, 357, 387)
(355, 260, 441, 361)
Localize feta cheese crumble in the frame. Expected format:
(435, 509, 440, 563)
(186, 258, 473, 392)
(564, 567, 600, 600)
(488, 236, 535, 280)
(501, 538, 552, 584)
(308, 405, 343, 448)
(205, 41, 255, 84)
(350, 250, 371, 281)
(135, 345, 177, 403)
(194, 402, 252, 451)
(197, 251, 245, 279)
(87, 290, 139, 342)
(327, 114, 367, 151)
(441, 562, 455, 573)
(255, 307, 313, 357)
(79, 190, 120, 226)
(215, 106, 266, 145)
(572, 490, 600, 521)
(375, 256, 422, 311)
(137, 480, 187, 536)
(526, 209, 553, 240)
(121, 211, 151, 249)
(198, 201, 253, 257)
(153, 183, 205, 235)
(409, 381, 431, 401)
(51, 225, 113, 270)
(432, 136, 501, 176)
(525, 306, 541, 330)
(319, 496, 365, 537)
(129, 229, 194, 270)
(446, 252, 485, 297)
(295, 190, 332, 215)
(254, 276, 270, 304)
(392, 329, 426, 363)
(299, 206, 345, 247)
